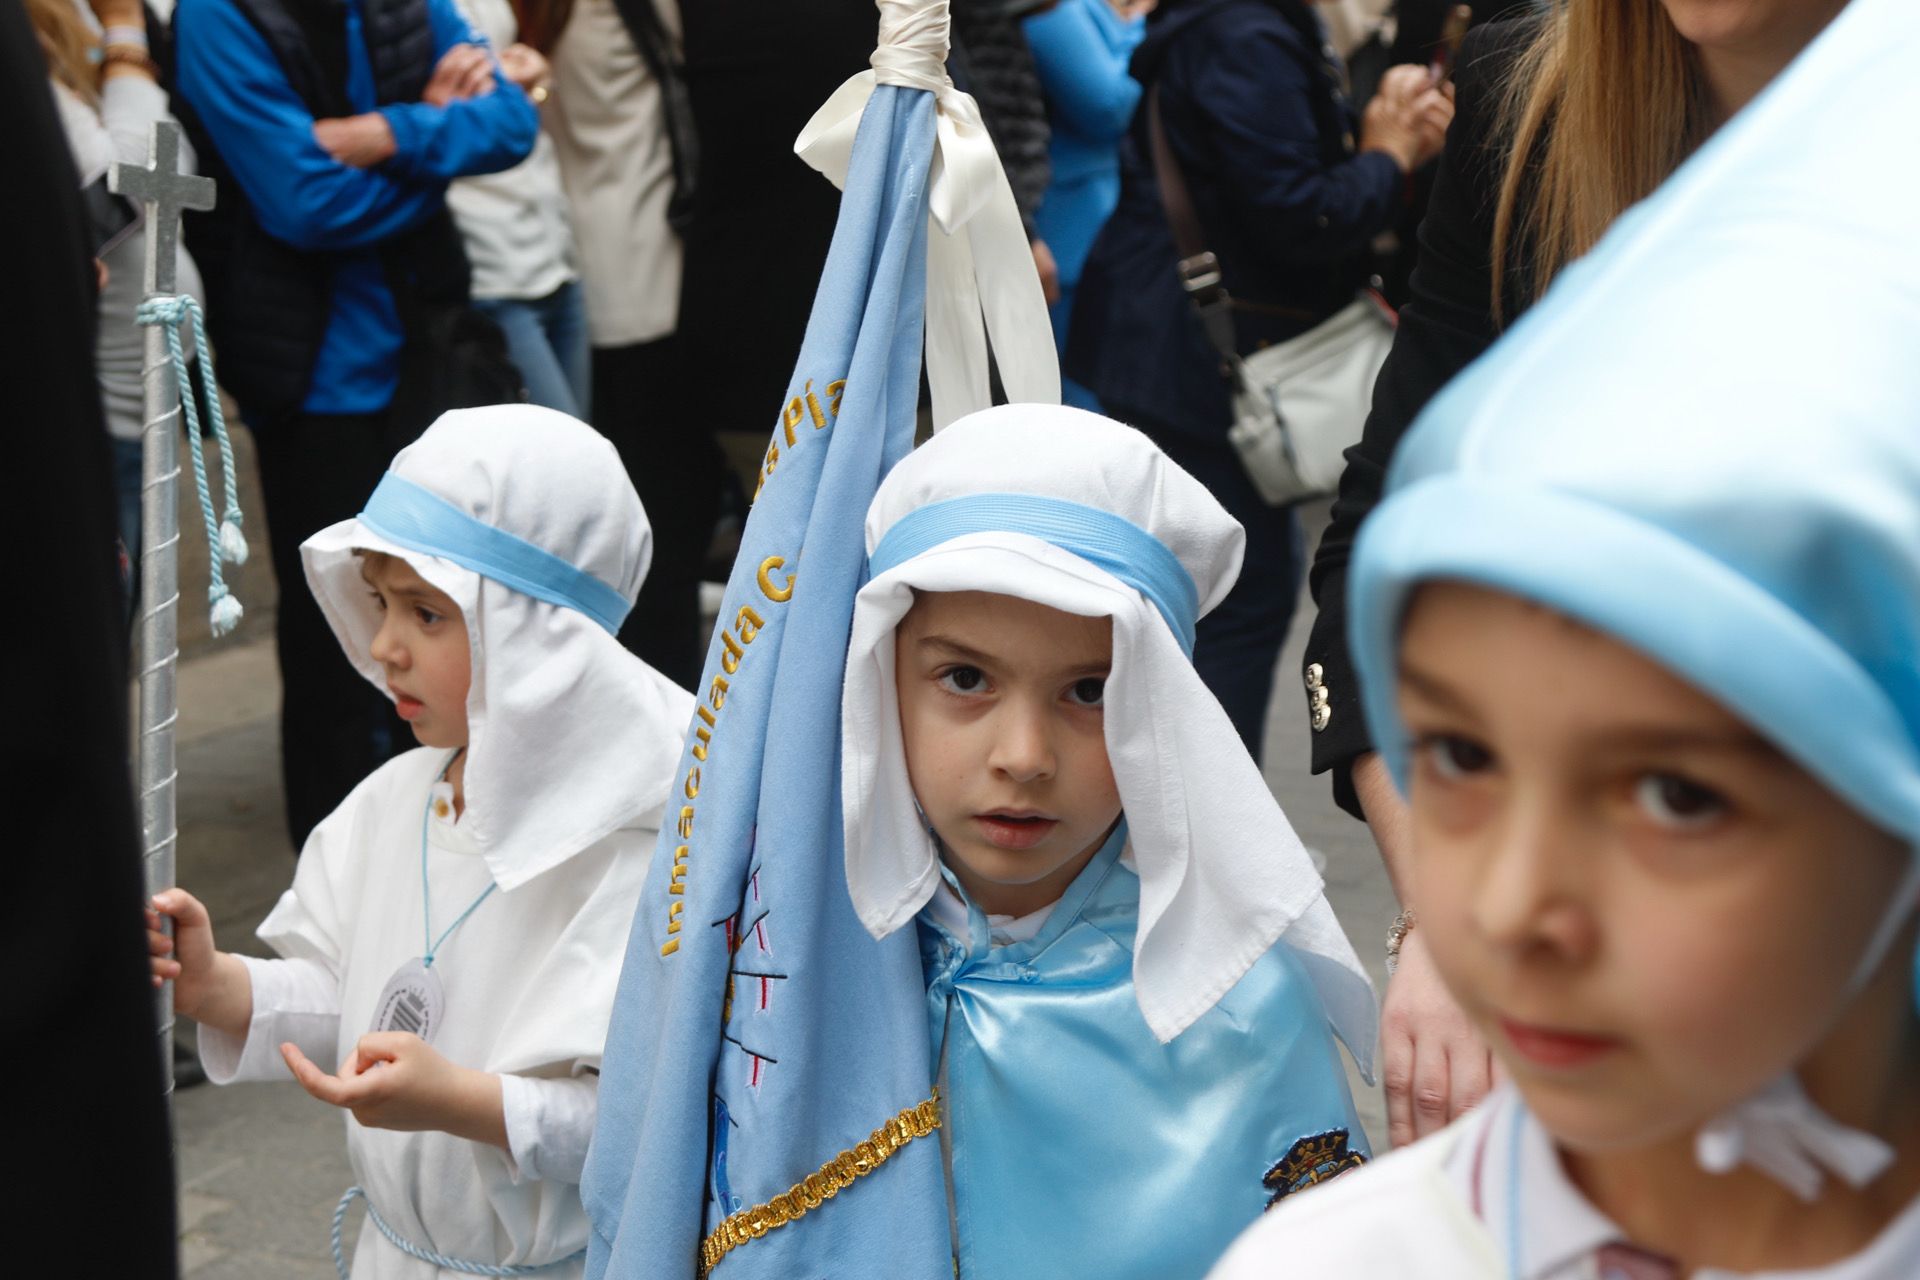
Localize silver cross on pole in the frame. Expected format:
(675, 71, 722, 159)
(110, 120, 215, 1099)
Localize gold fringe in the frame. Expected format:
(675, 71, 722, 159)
(697, 1092, 942, 1275)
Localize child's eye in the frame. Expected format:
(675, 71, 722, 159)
(1633, 773, 1729, 831)
(1065, 676, 1105, 707)
(414, 606, 443, 626)
(937, 665, 987, 695)
(367, 590, 388, 612)
(1417, 734, 1493, 781)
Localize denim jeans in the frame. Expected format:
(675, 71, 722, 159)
(472, 279, 592, 420)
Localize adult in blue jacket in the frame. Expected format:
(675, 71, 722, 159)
(1023, 0, 1145, 411)
(1066, 0, 1446, 760)
(175, 0, 535, 845)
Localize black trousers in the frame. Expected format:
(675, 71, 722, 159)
(1127, 415, 1303, 766)
(593, 335, 726, 688)
(251, 408, 412, 849)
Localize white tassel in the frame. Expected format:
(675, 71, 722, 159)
(209, 592, 244, 637)
(219, 517, 250, 567)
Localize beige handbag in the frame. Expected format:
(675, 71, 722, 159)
(1226, 292, 1395, 504)
(1149, 90, 1396, 505)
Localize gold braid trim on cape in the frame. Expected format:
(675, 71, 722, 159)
(697, 1092, 942, 1275)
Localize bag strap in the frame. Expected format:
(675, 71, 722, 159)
(606, 0, 699, 235)
(1146, 87, 1241, 383)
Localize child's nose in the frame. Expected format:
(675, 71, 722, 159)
(1469, 798, 1596, 961)
(368, 615, 406, 668)
(988, 703, 1056, 783)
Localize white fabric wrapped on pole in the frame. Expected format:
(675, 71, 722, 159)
(794, 0, 1061, 429)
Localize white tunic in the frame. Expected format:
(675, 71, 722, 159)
(200, 747, 656, 1278)
(1209, 1087, 1920, 1280)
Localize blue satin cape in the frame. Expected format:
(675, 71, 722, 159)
(920, 827, 1367, 1280)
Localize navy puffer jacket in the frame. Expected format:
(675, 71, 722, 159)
(1066, 0, 1403, 435)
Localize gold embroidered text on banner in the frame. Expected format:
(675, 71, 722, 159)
(698, 1093, 942, 1274)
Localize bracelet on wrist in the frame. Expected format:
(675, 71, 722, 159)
(101, 42, 161, 78)
(1384, 907, 1417, 976)
(101, 25, 150, 47)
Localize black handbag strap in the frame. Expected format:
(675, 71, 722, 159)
(607, 0, 699, 234)
(1146, 87, 1241, 381)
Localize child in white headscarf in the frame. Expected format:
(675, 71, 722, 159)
(840, 402, 1377, 1280)
(1212, 0, 1920, 1276)
(147, 405, 692, 1279)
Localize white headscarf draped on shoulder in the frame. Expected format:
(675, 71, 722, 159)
(841, 404, 1376, 1066)
(301, 405, 694, 890)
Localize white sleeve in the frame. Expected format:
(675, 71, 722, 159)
(497, 1073, 599, 1185)
(99, 74, 194, 172)
(197, 954, 340, 1084)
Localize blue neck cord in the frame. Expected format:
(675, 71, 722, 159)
(1506, 1097, 1527, 1279)
(420, 750, 496, 969)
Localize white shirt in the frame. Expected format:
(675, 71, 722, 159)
(199, 749, 657, 1279)
(445, 0, 578, 301)
(543, 0, 681, 346)
(921, 877, 1055, 947)
(52, 76, 206, 441)
(1209, 1086, 1920, 1280)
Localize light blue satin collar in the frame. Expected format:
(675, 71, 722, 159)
(358, 473, 631, 634)
(868, 495, 1199, 655)
(927, 821, 1129, 967)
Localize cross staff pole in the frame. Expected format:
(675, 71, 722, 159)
(110, 120, 215, 1098)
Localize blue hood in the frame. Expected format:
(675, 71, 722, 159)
(1348, 0, 1920, 846)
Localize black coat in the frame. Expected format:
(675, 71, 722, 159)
(6, 0, 179, 1263)
(1066, 0, 1404, 434)
(1301, 14, 1540, 816)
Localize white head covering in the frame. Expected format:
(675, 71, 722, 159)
(841, 404, 1376, 1063)
(301, 405, 694, 891)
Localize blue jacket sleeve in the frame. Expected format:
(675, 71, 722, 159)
(1024, 0, 1141, 143)
(377, 0, 537, 182)
(174, 0, 446, 253)
(1181, 22, 1403, 267)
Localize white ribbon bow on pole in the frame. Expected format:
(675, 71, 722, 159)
(795, 0, 1061, 430)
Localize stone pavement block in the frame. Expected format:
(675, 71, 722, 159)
(187, 1247, 344, 1280)
(176, 1081, 357, 1276)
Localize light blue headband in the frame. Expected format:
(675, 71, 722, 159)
(358, 473, 632, 634)
(867, 494, 1200, 654)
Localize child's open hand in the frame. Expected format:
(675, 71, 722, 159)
(283, 1034, 507, 1149)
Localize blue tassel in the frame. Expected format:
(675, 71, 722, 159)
(219, 517, 249, 566)
(209, 591, 244, 637)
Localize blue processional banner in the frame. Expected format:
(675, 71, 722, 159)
(582, 84, 952, 1279)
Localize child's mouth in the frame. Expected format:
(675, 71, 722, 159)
(1497, 1016, 1620, 1071)
(394, 693, 425, 720)
(974, 812, 1059, 850)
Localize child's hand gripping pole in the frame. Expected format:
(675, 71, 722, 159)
(147, 888, 253, 1039)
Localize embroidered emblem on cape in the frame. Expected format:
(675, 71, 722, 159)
(1263, 1130, 1366, 1207)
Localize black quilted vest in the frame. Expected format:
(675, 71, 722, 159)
(180, 0, 467, 420)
